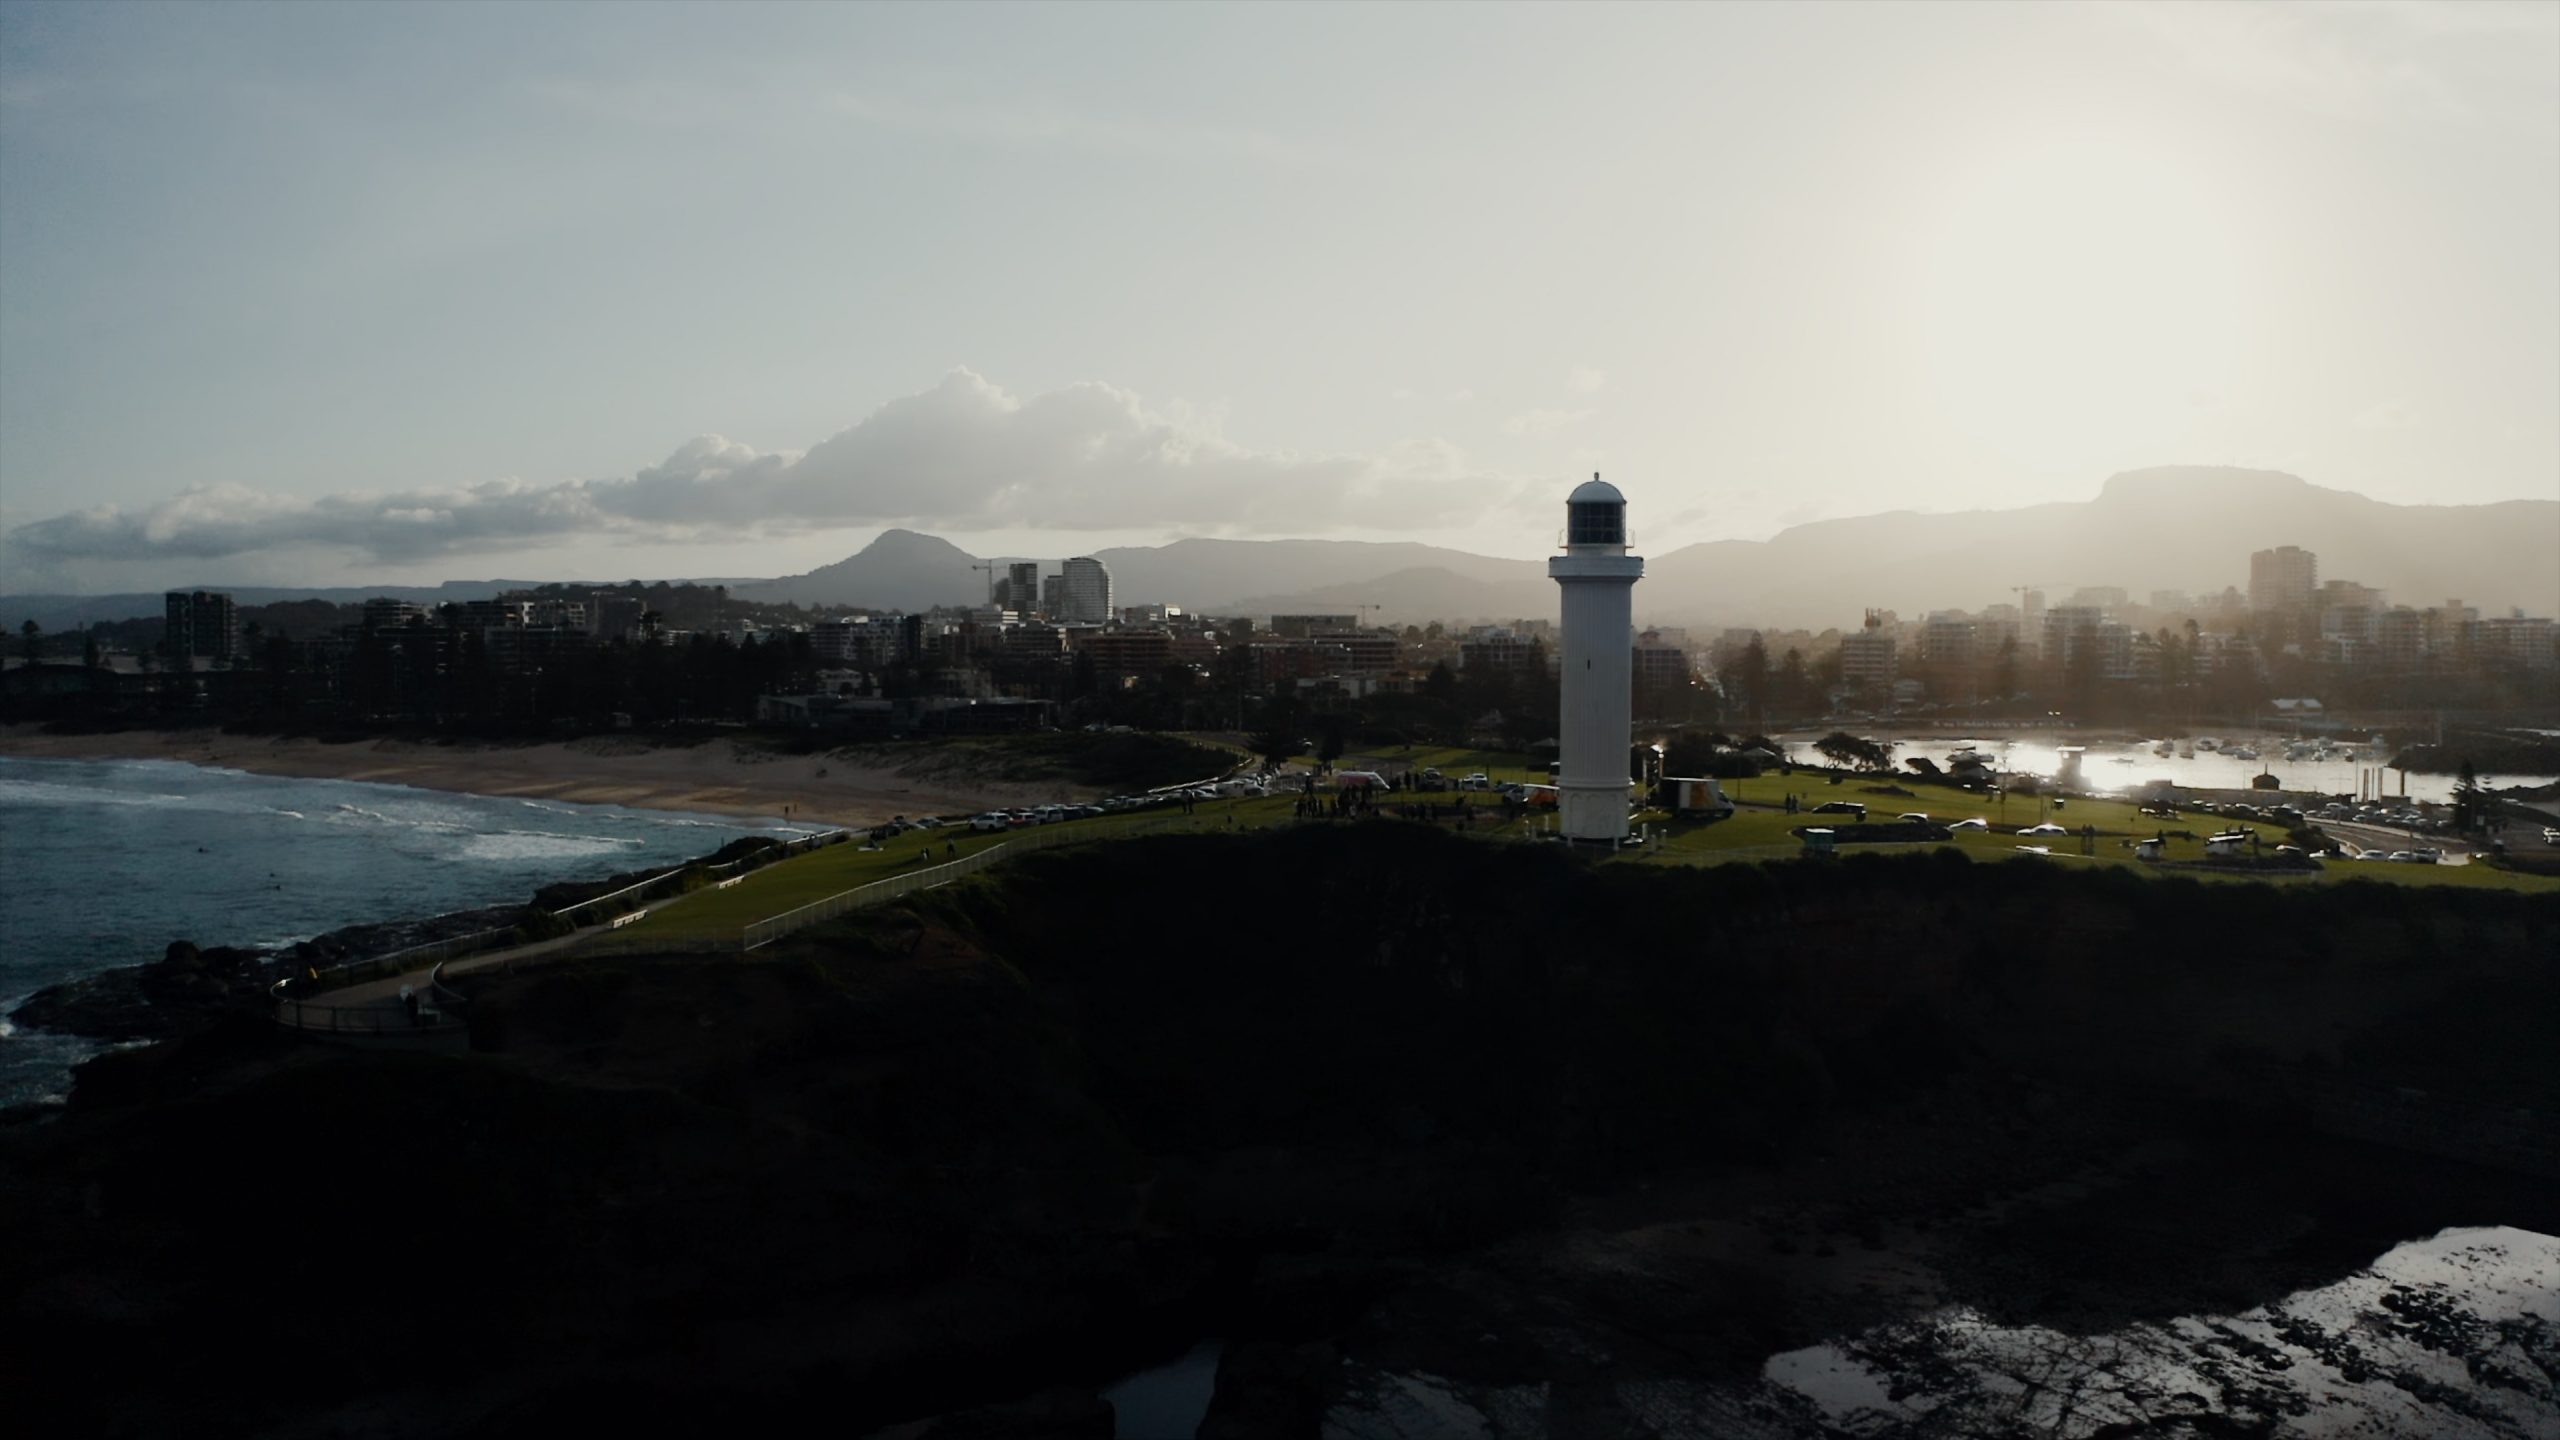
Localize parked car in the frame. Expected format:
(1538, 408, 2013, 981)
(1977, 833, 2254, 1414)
(1811, 801, 1865, 816)
(1459, 773, 1493, 791)
(970, 813, 1009, 832)
(1947, 818, 1988, 831)
(1896, 812, 1931, 824)
(2018, 822, 2068, 836)
(2544, 827, 2560, 845)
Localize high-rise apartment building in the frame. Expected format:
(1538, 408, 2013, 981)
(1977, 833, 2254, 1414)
(2249, 546, 2318, 613)
(163, 590, 238, 664)
(1002, 562, 1042, 617)
(1839, 610, 1897, 692)
(1058, 556, 1113, 625)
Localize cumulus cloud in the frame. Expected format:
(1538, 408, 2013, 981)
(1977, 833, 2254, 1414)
(3, 369, 1522, 567)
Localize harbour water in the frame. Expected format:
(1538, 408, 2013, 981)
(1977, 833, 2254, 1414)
(1791, 732, 2558, 804)
(0, 754, 800, 1108)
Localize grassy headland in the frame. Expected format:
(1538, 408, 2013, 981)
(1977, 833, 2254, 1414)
(6, 823, 2554, 1434)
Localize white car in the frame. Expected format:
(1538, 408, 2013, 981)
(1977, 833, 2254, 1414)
(1948, 818, 1988, 831)
(969, 813, 1009, 832)
(2019, 822, 2068, 836)
(1897, 812, 1932, 824)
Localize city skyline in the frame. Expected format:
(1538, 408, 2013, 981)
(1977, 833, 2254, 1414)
(3, 3, 2556, 594)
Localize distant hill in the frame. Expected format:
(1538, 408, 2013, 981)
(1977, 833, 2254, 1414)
(1640, 467, 2560, 627)
(18, 468, 2554, 632)
(745, 468, 2557, 628)
(1227, 566, 1552, 625)
(734, 529, 992, 609)
(1091, 538, 1539, 608)
(735, 532, 1549, 616)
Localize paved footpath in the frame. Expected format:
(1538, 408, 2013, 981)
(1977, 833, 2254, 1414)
(301, 876, 741, 1012)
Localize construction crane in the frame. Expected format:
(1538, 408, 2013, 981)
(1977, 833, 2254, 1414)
(1356, 602, 1383, 630)
(970, 560, 1000, 607)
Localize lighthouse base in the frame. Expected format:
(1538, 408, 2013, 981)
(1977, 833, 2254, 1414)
(1558, 783, 1631, 843)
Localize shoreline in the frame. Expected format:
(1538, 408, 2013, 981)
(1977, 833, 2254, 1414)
(0, 724, 1076, 829)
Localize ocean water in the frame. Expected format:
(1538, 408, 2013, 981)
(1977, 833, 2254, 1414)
(0, 754, 801, 1108)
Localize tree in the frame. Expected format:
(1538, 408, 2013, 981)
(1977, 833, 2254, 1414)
(1717, 635, 1770, 726)
(1990, 633, 2018, 701)
(2452, 760, 2491, 833)
(1316, 714, 1346, 770)
(83, 632, 103, 669)
(1247, 694, 1307, 771)
(1777, 647, 1809, 718)
(1814, 731, 1890, 770)
(19, 619, 39, 662)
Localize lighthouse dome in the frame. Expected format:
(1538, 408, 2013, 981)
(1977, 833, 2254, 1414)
(1564, 474, 1627, 548)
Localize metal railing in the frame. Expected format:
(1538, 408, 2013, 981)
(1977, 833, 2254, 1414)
(273, 961, 473, 1036)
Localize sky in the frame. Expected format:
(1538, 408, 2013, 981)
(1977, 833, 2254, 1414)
(2, 1, 2555, 594)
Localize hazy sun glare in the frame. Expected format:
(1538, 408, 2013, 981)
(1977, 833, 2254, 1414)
(1911, 129, 2257, 471)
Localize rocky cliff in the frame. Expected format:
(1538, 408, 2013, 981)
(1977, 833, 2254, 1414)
(5, 828, 2554, 1436)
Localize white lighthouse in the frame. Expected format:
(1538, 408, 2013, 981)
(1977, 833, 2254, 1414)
(1549, 475, 1643, 843)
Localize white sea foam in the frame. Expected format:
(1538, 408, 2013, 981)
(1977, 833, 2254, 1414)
(4, 753, 758, 1108)
(458, 832, 640, 863)
(0, 777, 188, 808)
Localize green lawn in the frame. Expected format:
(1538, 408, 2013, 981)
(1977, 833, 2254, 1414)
(624, 793, 1306, 941)
(1629, 773, 2560, 890)
(619, 766, 2556, 947)
(1340, 744, 1550, 786)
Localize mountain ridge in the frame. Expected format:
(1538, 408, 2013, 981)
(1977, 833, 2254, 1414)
(11, 469, 2553, 631)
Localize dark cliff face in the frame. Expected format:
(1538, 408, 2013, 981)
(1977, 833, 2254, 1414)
(4, 828, 2554, 1436)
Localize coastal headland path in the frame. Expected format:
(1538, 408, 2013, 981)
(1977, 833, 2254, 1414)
(279, 757, 2560, 1033)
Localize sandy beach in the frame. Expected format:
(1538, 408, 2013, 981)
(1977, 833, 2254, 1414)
(0, 726, 1080, 829)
